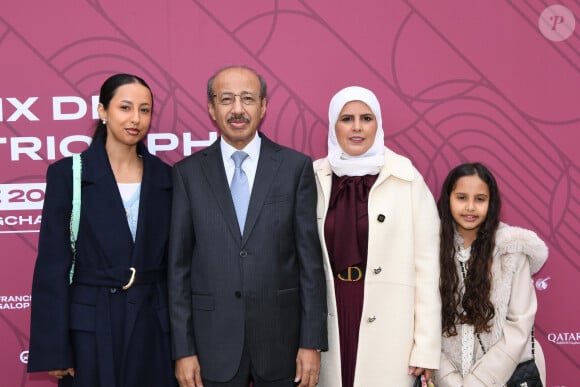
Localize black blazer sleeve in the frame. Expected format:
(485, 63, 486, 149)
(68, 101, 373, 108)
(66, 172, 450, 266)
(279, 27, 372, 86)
(294, 157, 328, 350)
(167, 163, 197, 359)
(28, 159, 75, 371)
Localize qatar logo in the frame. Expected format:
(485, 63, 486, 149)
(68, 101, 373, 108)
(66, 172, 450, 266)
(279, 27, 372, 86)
(539, 5, 575, 42)
(535, 277, 551, 291)
(20, 350, 28, 364)
(547, 332, 580, 345)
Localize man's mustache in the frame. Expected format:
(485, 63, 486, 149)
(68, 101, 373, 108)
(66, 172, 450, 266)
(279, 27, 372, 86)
(227, 114, 250, 123)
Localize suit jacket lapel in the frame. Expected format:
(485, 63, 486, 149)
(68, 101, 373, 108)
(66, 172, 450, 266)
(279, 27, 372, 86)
(132, 143, 172, 266)
(242, 135, 281, 244)
(314, 158, 333, 217)
(200, 140, 243, 241)
(82, 140, 134, 267)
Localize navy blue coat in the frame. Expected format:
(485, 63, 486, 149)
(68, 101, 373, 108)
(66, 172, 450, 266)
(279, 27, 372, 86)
(28, 138, 176, 387)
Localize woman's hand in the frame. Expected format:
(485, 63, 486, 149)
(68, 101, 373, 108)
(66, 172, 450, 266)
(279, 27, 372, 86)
(409, 366, 435, 385)
(48, 368, 75, 379)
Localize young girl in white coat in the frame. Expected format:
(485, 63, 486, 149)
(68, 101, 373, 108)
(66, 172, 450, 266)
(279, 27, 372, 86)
(435, 162, 547, 386)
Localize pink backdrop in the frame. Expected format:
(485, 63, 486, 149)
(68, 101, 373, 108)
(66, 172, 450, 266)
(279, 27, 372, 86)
(1, 1, 578, 385)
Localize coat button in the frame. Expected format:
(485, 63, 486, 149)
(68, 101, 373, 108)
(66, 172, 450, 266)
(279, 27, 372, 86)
(235, 291, 242, 298)
(367, 315, 376, 323)
(373, 267, 382, 274)
(239, 250, 247, 258)
(109, 288, 117, 294)
(377, 214, 385, 222)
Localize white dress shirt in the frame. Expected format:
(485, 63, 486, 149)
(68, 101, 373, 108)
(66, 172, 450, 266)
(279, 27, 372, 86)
(220, 134, 261, 191)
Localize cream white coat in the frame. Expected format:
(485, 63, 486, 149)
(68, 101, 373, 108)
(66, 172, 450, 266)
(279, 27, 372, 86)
(314, 148, 442, 387)
(435, 223, 548, 386)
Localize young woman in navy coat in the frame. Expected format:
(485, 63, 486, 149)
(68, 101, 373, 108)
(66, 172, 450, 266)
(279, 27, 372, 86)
(27, 74, 176, 386)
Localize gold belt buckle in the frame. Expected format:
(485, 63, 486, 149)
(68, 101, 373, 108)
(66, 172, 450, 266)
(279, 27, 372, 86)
(337, 266, 364, 282)
(122, 267, 136, 290)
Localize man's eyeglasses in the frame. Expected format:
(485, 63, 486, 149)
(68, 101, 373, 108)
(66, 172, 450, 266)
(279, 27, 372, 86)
(213, 92, 262, 106)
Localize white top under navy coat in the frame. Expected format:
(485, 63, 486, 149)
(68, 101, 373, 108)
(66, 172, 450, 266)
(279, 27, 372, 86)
(118, 182, 141, 242)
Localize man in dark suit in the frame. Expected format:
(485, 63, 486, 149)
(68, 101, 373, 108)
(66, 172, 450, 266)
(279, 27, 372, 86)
(168, 65, 327, 387)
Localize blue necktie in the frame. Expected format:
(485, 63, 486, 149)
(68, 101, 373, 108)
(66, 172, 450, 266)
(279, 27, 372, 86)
(230, 151, 250, 234)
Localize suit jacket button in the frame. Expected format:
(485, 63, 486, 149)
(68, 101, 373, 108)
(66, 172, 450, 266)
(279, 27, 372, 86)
(373, 267, 382, 274)
(377, 214, 385, 222)
(235, 291, 242, 298)
(367, 315, 376, 323)
(239, 250, 247, 258)
(109, 288, 117, 294)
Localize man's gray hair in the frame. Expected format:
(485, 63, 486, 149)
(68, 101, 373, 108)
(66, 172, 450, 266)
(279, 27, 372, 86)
(207, 65, 267, 103)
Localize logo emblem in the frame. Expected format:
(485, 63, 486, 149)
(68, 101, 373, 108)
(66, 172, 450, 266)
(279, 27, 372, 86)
(535, 277, 551, 291)
(539, 5, 575, 42)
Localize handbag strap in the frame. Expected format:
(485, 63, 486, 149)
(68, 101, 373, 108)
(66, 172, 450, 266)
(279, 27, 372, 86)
(459, 260, 535, 359)
(476, 329, 536, 359)
(69, 153, 82, 284)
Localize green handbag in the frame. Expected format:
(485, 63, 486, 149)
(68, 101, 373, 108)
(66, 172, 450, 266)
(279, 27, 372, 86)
(69, 153, 82, 284)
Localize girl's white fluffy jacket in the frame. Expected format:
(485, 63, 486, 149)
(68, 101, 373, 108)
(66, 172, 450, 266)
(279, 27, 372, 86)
(436, 223, 548, 386)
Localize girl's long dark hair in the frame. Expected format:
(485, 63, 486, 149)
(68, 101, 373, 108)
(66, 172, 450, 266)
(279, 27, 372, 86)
(92, 73, 152, 142)
(437, 162, 501, 336)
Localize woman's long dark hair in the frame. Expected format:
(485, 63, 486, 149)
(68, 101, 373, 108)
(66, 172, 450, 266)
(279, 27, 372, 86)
(437, 162, 501, 336)
(92, 73, 152, 142)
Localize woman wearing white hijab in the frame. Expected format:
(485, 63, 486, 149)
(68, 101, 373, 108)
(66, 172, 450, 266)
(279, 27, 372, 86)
(314, 86, 441, 386)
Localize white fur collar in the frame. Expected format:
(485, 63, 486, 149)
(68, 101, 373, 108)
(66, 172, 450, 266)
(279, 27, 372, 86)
(494, 223, 548, 275)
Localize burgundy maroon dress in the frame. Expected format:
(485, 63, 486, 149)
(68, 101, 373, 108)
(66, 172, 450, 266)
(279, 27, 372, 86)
(324, 174, 377, 387)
